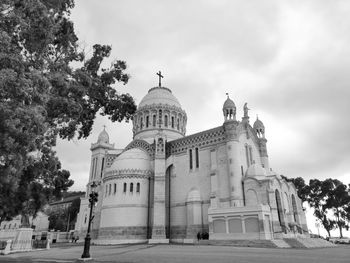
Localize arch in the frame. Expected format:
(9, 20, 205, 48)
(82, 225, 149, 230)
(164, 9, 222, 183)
(275, 189, 285, 227)
(245, 217, 259, 233)
(123, 182, 127, 193)
(245, 189, 259, 206)
(136, 182, 140, 193)
(213, 220, 226, 233)
(228, 218, 242, 233)
(130, 182, 134, 193)
(165, 165, 174, 239)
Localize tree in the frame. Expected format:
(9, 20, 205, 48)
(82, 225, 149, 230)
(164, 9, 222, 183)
(307, 179, 336, 237)
(285, 176, 310, 203)
(323, 179, 350, 238)
(0, 0, 136, 223)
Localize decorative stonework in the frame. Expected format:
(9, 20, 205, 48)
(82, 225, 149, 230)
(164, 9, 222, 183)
(104, 168, 153, 181)
(106, 154, 118, 168)
(123, 139, 155, 158)
(166, 126, 226, 157)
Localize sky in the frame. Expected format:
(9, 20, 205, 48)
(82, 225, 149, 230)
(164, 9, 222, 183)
(55, 0, 350, 237)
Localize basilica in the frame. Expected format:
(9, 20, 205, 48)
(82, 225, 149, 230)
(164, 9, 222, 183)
(75, 78, 309, 244)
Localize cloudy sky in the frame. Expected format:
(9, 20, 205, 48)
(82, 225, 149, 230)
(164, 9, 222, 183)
(55, 0, 350, 236)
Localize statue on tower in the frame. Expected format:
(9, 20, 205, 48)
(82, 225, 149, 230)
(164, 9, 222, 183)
(243, 103, 250, 118)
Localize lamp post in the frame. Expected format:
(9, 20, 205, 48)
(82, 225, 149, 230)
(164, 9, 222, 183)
(81, 181, 99, 259)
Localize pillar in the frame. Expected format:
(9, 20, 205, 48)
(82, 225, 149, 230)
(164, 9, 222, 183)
(149, 134, 169, 243)
(224, 121, 244, 207)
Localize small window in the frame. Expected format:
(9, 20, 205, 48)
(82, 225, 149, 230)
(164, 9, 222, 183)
(130, 183, 134, 193)
(146, 116, 149, 128)
(9, 224, 11, 229)
(114, 183, 117, 194)
(136, 182, 140, 193)
(101, 157, 105, 178)
(171, 116, 174, 128)
(189, 149, 193, 170)
(195, 148, 199, 168)
(84, 215, 87, 224)
(109, 184, 111, 195)
(140, 117, 143, 129)
(164, 115, 168, 127)
(177, 119, 179, 130)
(123, 183, 127, 193)
(153, 115, 156, 126)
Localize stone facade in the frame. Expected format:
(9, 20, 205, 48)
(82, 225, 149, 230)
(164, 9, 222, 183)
(75, 84, 309, 244)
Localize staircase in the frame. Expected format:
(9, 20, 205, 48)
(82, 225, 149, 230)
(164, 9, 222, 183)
(283, 238, 336, 248)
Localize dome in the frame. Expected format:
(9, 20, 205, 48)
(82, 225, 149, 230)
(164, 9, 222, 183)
(223, 97, 236, 110)
(107, 148, 151, 173)
(97, 128, 109, 144)
(246, 163, 267, 178)
(138, 87, 182, 109)
(187, 188, 201, 202)
(253, 117, 265, 130)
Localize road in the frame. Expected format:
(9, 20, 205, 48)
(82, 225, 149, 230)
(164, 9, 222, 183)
(1, 244, 349, 263)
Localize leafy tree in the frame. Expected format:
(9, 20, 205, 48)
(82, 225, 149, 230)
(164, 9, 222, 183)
(285, 176, 310, 203)
(323, 179, 350, 238)
(307, 179, 335, 237)
(0, 0, 136, 223)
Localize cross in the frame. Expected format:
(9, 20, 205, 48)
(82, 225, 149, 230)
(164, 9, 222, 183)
(103, 125, 106, 130)
(226, 92, 229, 98)
(156, 71, 163, 87)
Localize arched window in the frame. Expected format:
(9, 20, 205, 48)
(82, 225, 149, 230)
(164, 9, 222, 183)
(245, 144, 249, 167)
(114, 183, 117, 194)
(108, 184, 111, 195)
(136, 182, 140, 193)
(164, 115, 168, 127)
(84, 215, 87, 224)
(249, 146, 253, 165)
(130, 183, 134, 193)
(177, 119, 179, 130)
(153, 115, 156, 126)
(159, 109, 162, 125)
(123, 183, 127, 193)
(171, 116, 174, 128)
(292, 194, 299, 223)
(189, 149, 193, 170)
(146, 116, 149, 128)
(275, 190, 285, 227)
(140, 117, 143, 129)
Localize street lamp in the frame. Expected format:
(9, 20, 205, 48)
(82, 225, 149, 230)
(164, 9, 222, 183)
(81, 181, 99, 259)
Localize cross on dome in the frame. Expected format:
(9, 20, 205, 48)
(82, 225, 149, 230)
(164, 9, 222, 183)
(156, 71, 163, 87)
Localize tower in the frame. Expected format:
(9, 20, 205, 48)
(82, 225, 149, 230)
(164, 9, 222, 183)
(222, 95, 244, 207)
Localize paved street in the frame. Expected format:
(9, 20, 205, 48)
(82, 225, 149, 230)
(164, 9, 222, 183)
(0, 244, 349, 263)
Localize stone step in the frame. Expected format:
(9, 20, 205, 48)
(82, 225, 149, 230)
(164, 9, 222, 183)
(271, 239, 291, 248)
(198, 239, 278, 248)
(285, 238, 336, 248)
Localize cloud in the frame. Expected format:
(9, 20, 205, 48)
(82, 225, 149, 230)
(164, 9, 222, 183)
(61, 0, 350, 196)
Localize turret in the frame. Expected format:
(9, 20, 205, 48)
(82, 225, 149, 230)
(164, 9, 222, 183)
(88, 127, 114, 194)
(253, 117, 270, 171)
(222, 94, 236, 122)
